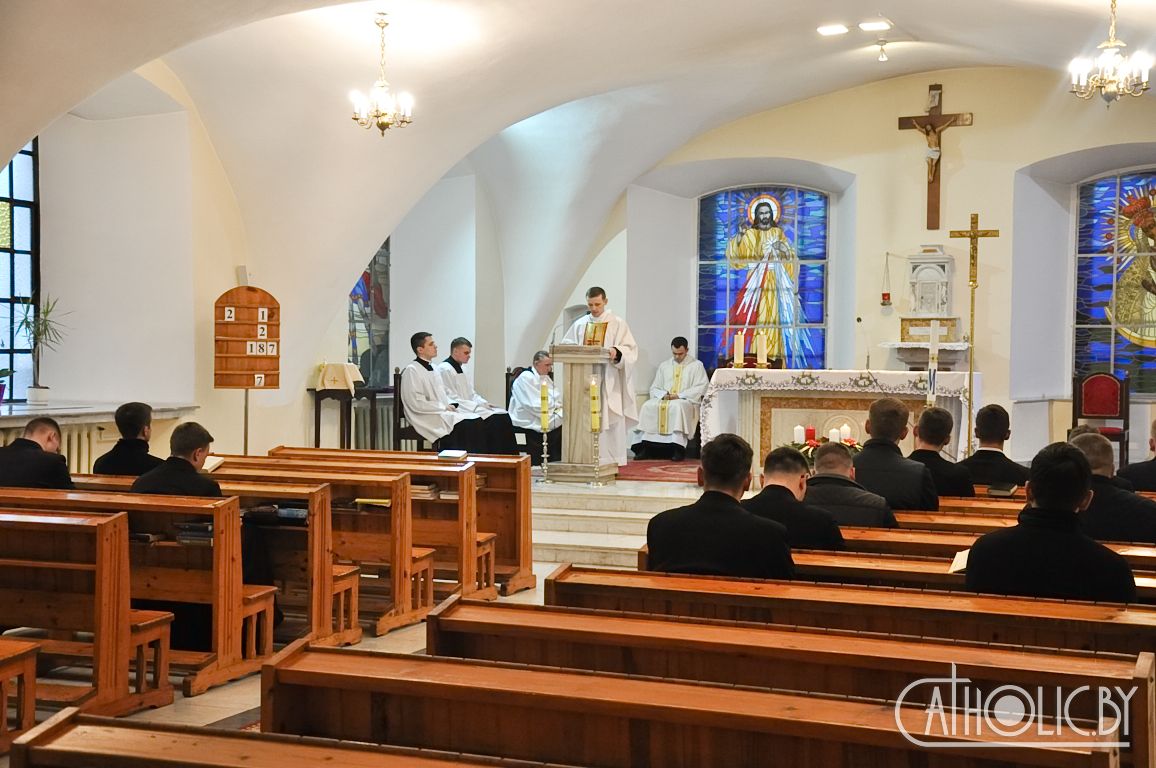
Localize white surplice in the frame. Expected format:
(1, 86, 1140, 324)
(508, 369, 563, 432)
(435, 360, 503, 416)
(636, 356, 709, 446)
(400, 359, 480, 442)
(562, 308, 638, 466)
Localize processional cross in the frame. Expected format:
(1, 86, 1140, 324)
(899, 84, 973, 230)
(949, 213, 999, 456)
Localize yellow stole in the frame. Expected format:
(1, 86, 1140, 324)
(583, 322, 607, 346)
(657, 363, 684, 435)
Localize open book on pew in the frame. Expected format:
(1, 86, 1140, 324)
(948, 548, 969, 574)
(202, 455, 225, 473)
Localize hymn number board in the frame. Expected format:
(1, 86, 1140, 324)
(214, 286, 280, 389)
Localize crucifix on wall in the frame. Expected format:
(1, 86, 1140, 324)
(898, 84, 973, 230)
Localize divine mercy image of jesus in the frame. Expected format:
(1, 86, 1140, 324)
(725, 194, 814, 366)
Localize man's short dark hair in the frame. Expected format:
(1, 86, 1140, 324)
(975, 404, 1011, 442)
(867, 398, 909, 442)
(701, 433, 753, 489)
(763, 446, 810, 476)
(1029, 442, 1092, 510)
(916, 406, 953, 448)
(410, 332, 432, 353)
(586, 286, 607, 300)
(23, 417, 61, 439)
(171, 422, 214, 458)
(114, 402, 153, 439)
(671, 336, 689, 349)
(532, 350, 550, 364)
(450, 337, 472, 350)
(813, 441, 853, 473)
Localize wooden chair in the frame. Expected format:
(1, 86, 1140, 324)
(391, 368, 435, 452)
(504, 366, 527, 408)
(1073, 372, 1130, 466)
(0, 639, 37, 754)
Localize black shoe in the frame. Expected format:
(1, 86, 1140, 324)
(671, 446, 686, 462)
(632, 443, 648, 460)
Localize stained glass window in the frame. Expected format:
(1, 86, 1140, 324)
(0, 140, 37, 401)
(348, 238, 390, 388)
(1074, 170, 1156, 393)
(697, 186, 829, 369)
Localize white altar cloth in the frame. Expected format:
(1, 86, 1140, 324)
(701, 369, 980, 484)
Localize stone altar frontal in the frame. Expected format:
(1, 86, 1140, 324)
(701, 369, 980, 488)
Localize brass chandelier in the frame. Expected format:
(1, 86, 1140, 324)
(1069, 0, 1151, 105)
(350, 12, 414, 135)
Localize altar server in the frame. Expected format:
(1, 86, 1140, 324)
(401, 332, 485, 451)
(508, 350, 563, 465)
(561, 287, 638, 466)
(435, 337, 519, 454)
(633, 336, 708, 461)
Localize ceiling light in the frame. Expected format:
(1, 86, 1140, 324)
(1069, 0, 1150, 105)
(859, 19, 892, 32)
(350, 12, 415, 135)
(817, 24, 849, 36)
(877, 40, 889, 62)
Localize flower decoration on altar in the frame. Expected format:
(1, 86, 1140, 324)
(737, 371, 763, 387)
(851, 373, 878, 388)
(791, 371, 819, 388)
(787, 438, 864, 467)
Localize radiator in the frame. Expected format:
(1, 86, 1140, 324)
(353, 397, 395, 450)
(1, 423, 104, 474)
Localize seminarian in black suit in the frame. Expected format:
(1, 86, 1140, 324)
(93, 402, 165, 477)
(743, 446, 844, 551)
(647, 433, 794, 579)
(131, 421, 222, 497)
(804, 442, 896, 528)
(1119, 419, 1156, 492)
(0, 417, 74, 490)
(1072, 432, 1156, 545)
(959, 404, 1030, 487)
(852, 398, 938, 511)
(966, 442, 1136, 603)
(907, 406, 975, 497)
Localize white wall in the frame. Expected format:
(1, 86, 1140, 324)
(39, 111, 194, 403)
(473, 178, 505, 403)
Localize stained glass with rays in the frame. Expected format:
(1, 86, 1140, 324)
(1074, 170, 1156, 393)
(0, 141, 37, 401)
(697, 185, 829, 369)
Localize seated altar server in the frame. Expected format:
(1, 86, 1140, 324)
(435, 336, 518, 454)
(401, 332, 485, 452)
(93, 401, 165, 476)
(508, 350, 562, 466)
(908, 406, 975, 497)
(561, 286, 638, 467)
(633, 336, 708, 462)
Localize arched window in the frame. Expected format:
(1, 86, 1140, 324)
(697, 185, 828, 369)
(1074, 170, 1156, 392)
(0, 141, 38, 401)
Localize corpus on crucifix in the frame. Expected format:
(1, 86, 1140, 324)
(899, 84, 974, 230)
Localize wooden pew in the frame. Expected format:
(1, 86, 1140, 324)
(0, 639, 37, 754)
(427, 595, 1155, 768)
(546, 564, 1156, 655)
(11, 708, 590, 768)
(72, 474, 360, 647)
(269, 446, 536, 596)
(0, 509, 168, 716)
(205, 465, 436, 633)
(212, 455, 496, 600)
(262, 640, 1122, 767)
(0, 489, 271, 696)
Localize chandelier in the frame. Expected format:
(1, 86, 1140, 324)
(1069, 0, 1152, 104)
(350, 12, 414, 135)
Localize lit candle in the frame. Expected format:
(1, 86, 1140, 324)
(804, 426, 816, 442)
(590, 377, 601, 433)
(829, 428, 840, 443)
(793, 424, 805, 443)
(540, 379, 550, 433)
(755, 331, 768, 366)
(839, 423, 851, 441)
(733, 330, 745, 368)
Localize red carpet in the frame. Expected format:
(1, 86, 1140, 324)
(617, 459, 700, 484)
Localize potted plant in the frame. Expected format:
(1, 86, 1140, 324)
(18, 295, 67, 404)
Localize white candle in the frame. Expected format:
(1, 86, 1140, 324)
(755, 331, 768, 366)
(793, 425, 805, 443)
(733, 331, 744, 367)
(828, 428, 840, 443)
(839, 423, 851, 441)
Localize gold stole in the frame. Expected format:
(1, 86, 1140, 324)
(657, 364, 684, 435)
(583, 322, 607, 346)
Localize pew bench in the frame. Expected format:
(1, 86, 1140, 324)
(11, 708, 594, 768)
(428, 595, 1156, 768)
(263, 640, 1122, 768)
(0, 639, 37, 755)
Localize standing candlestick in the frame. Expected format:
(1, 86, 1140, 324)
(540, 380, 550, 433)
(537, 379, 552, 484)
